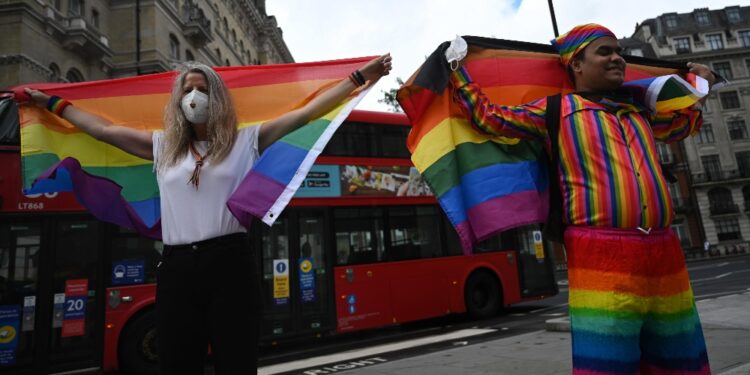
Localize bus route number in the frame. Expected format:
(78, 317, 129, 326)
(63, 297, 86, 320)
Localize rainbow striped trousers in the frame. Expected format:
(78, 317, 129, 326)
(565, 226, 711, 375)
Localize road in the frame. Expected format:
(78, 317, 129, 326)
(255, 255, 750, 375)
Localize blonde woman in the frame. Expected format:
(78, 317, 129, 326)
(24, 54, 391, 375)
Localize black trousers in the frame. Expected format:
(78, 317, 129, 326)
(156, 233, 260, 375)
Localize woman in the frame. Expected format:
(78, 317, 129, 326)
(24, 54, 391, 375)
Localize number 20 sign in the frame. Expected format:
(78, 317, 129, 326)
(62, 279, 88, 337)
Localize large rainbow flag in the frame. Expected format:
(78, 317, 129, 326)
(17, 57, 373, 239)
(397, 36, 707, 252)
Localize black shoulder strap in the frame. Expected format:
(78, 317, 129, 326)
(542, 94, 565, 243)
(546, 94, 561, 160)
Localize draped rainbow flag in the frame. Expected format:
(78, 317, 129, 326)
(17, 57, 374, 239)
(397, 36, 707, 252)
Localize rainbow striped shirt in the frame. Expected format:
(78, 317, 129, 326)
(452, 67, 702, 229)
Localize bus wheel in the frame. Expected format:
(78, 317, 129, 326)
(119, 310, 159, 375)
(464, 271, 502, 319)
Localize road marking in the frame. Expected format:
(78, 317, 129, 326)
(692, 272, 734, 283)
(258, 328, 495, 375)
(689, 262, 729, 271)
(541, 312, 565, 317)
(529, 303, 569, 314)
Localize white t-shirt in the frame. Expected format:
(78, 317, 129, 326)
(152, 126, 260, 245)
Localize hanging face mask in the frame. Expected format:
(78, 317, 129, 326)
(180, 89, 209, 124)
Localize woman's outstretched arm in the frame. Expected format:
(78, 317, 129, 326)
(24, 88, 154, 160)
(257, 54, 392, 153)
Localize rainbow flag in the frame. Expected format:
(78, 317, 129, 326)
(17, 57, 373, 239)
(397, 36, 707, 252)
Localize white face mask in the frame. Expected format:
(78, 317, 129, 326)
(180, 89, 209, 124)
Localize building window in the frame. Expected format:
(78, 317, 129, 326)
(720, 91, 740, 110)
(223, 17, 228, 36)
(225, 59, 230, 66)
(728, 119, 748, 140)
(185, 50, 194, 61)
(740, 31, 750, 48)
(715, 218, 741, 241)
(54, 0, 61, 10)
(746, 59, 750, 78)
(712, 62, 732, 80)
(695, 10, 710, 25)
(665, 14, 678, 28)
(737, 151, 750, 178)
(656, 143, 673, 164)
(66, 68, 84, 82)
(727, 7, 742, 23)
(744, 185, 750, 211)
(697, 123, 714, 144)
(626, 48, 643, 57)
(709, 187, 737, 215)
(674, 37, 691, 53)
(91, 8, 99, 27)
(215, 48, 221, 59)
(169, 34, 180, 60)
(49, 63, 61, 82)
(701, 155, 721, 181)
(706, 34, 723, 50)
(69, 0, 83, 16)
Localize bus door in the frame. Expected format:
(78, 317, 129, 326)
(0, 216, 105, 374)
(514, 226, 558, 298)
(0, 220, 41, 372)
(258, 209, 334, 340)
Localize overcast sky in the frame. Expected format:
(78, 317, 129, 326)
(266, 0, 749, 111)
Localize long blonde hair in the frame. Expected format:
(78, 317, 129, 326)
(159, 62, 237, 170)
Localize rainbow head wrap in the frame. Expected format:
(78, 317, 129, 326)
(550, 23, 616, 65)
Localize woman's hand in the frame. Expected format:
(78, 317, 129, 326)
(24, 88, 51, 107)
(359, 54, 392, 84)
(687, 62, 716, 87)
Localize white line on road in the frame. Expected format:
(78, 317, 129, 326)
(257, 328, 495, 375)
(529, 303, 569, 314)
(689, 262, 729, 271)
(692, 272, 734, 283)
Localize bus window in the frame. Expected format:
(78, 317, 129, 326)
(387, 206, 443, 261)
(333, 208, 384, 265)
(380, 126, 410, 158)
(442, 216, 464, 256)
(324, 122, 378, 157)
(110, 227, 162, 286)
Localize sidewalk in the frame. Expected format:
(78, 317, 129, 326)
(340, 292, 750, 375)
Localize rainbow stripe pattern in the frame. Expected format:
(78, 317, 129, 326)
(18, 57, 373, 239)
(566, 226, 710, 375)
(550, 23, 616, 66)
(397, 36, 707, 252)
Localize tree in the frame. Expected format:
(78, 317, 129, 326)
(378, 77, 404, 113)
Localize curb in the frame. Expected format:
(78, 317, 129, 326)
(545, 317, 570, 332)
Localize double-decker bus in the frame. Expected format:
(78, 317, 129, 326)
(0, 108, 557, 374)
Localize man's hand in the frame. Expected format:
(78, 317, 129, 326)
(687, 62, 716, 87)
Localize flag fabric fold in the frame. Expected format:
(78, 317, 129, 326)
(397, 36, 706, 253)
(17, 57, 374, 239)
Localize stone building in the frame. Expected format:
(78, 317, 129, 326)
(0, 0, 293, 86)
(630, 5, 750, 256)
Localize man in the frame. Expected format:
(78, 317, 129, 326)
(451, 24, 715, 375)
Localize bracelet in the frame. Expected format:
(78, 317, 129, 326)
(47, 95, 73, 117)
(349, 71, 365, 86)
(354, 70, 367, 86)
(348, 74, 360, 87)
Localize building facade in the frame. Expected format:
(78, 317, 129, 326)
(631, 5, 750, 256)
(0, 0, 293, 87)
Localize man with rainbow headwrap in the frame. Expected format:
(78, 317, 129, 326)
(450, 24, 718, 375)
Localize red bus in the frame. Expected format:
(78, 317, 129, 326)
(0, 108, 557, 374)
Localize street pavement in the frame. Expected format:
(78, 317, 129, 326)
(329, 290, 750, 375)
